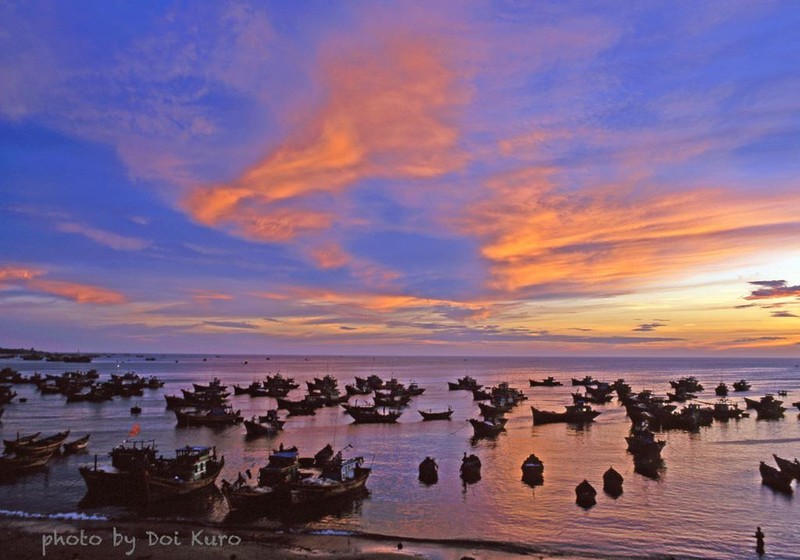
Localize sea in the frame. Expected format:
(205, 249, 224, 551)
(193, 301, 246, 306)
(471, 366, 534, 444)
(1, 354, 799, 559)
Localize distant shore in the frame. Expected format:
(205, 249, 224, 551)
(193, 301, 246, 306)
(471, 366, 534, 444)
(0, 516, 600, 560)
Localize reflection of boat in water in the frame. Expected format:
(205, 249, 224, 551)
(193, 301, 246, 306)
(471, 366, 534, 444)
(289, 451, 371, 506)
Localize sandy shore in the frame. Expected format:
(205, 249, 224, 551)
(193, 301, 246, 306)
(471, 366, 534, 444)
(0, 517, 591, 560)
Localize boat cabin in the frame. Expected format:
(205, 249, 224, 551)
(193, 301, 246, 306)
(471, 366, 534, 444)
(174, 446, 216, 481)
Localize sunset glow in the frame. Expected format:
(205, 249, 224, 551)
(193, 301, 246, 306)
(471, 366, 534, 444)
(1, 2, 799, 355)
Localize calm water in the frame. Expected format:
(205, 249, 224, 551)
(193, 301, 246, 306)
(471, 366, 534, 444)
(1, 354, 799, 559)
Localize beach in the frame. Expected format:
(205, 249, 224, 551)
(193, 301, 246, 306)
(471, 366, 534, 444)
(0, 516, 592, 560)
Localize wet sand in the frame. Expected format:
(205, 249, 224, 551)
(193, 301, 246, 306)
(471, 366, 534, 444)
(0, 517, 590, 560)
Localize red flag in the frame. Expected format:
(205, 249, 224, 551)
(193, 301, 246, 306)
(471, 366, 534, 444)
(128, 423, 141, 437)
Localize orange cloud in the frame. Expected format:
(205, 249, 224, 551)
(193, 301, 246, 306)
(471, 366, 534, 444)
(183, 32, 467, 246)
(459, 167, 800, 293)
(0, 265, 126, 304)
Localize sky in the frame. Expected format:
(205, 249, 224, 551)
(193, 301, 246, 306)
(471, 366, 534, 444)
(1, 0, 799, 357)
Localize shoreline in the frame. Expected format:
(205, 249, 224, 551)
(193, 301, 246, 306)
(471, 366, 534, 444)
(0, 516, 612, 560)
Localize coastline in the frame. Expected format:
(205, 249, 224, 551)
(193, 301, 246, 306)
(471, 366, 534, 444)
(0, 516, 603, 560)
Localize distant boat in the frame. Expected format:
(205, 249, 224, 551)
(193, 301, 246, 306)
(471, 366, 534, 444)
(759, 461, 792, 494)
(418, 407, 453, 421)
(603, 466, 624, 497)
(521, 453, 544, 484)
(529, 376, 563, 387)
(531, 404, 600, 425)
(575, 479, 597, 507)
(62, 434, 90, 454)
(418, 456, 438, 484)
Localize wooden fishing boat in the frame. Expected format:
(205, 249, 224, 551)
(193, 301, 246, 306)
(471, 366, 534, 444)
(3, 432, 41, 452)
(0, 452, 54, 477)
(289, 453, 371, 506)
(521, 453, 544, 484)
(460, 453, 481, 483)
(175, 406, 242, 427)
(418, 407, 453, 421)
(143, 445, 224, 501)
(244, 416, 284, 437)
(603, 466, 624, 497)
(575, 479, 597, 507)
(63, 434, 91, 454)
(571, 376, 596, 387)
(469, 417, 506, 437)
(531, 404, 600, 425)
(418, 456, 438, 484)
(447, 376, 481, 391)
(345, 384, 372, 396)
(773, 454, 800, 480)
(715, 382, 729, 396)
(347, 407, 402, 424)
(529, 376, 563, 387)
(13, 430, 70, 457)
(626, 423, 666, 456)
(733, 379, 751, 392)
(222, 478, 280, 512)
(759, 461, 793, 494)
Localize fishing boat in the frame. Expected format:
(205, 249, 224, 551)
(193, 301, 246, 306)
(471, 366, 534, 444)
(62, 434, 91, 454)
(469, 417, 507, 437)
(711, 400, 748, 421)
(11, 430, 70, 457)
(174, 406, 242, 427)
(529, 376, 563, 387)
(759, 461, 793, 494)
(3, 432, 41, 452)
(603, 466, 624, 497)
(289, 451, 371, 506)
(243, 413, 284, 437)
(531, 404, 600, 425)
(460, 453, 481, 483)
(418, 456, 438, 484)
(418, 407, 453, 421)
(571, 376, 596, 387)
(447, 376, 481, 391)
(142, 445, 224, 502)
(626, 423, 666, 456)
(733, 379, 751, 392)
(0, 452, 55, 477)
(346, 407, 402, 424)
(715, 382, 729, 396)
(773, 454, 800, 480)
(521, 453, 544, 484)
(575, 479, 597, 507)
(79, 440, 159, 500)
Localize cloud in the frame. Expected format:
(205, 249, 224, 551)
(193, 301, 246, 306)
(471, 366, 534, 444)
(730, 336, 787, 343)
(190, 290, 233, 301)
(734, 303, 758, 309)
(182, 31, 468, 245)
(745, 280, 800, 300)
(0, 266, 125, 304)
(202, 321, 258, 330)
(57, 222, 151, 251)
(459, 165, 800, 295)
(633, 323, 666, 332)
(771, 311, 798, 318)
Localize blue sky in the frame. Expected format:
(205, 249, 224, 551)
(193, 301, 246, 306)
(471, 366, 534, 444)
(2, 1, 800, 355)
